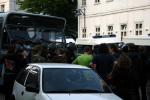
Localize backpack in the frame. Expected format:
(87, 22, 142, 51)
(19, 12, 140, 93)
(4, 59, 15, 73)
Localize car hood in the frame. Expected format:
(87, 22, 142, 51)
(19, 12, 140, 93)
(46, 93, 122, 100)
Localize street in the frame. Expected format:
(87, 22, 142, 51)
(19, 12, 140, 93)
(0, 93, 5, 100)
(0, 77, 4, 100)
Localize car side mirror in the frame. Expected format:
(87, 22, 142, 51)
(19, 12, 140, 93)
(26, 84, 39, 93)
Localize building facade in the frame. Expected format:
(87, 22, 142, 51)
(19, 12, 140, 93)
(0, 0, 24, 12)
(77, 0, 150, 40)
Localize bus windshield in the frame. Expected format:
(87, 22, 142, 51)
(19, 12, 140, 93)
(6, 14, 65, 30)
(6, 25, 65, 43)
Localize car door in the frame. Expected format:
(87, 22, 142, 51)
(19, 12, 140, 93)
(14, 68, 29, 100)
(22, 66, 40, 100)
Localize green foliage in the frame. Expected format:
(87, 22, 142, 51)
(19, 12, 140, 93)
(16, 0, 78, 39)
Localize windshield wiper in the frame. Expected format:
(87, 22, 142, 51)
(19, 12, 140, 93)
(46, 90, 104, 93)
(70, 89, 104, 93)
(46, 91, 71, 93)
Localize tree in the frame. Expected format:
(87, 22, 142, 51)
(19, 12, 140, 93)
(16, 0, 78, 39)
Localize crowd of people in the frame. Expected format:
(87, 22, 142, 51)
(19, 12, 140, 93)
(0, 42, 150, 100)
(72, 43, 150, 100)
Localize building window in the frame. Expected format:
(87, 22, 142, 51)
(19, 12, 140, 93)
(82, 28, 86, 33)
(121, 24, 127, 41)
(82, 28, 86, 38)
(1, 5, 5, 12)
(135, 23, 142, 35)
(95, 27, 100, 36)
(95, 0, 100, 3)
(106, 0, 113, 2)
(82, 34, 86, 38)
(108, 26, 113, 35)
(82, 0, 86, 6)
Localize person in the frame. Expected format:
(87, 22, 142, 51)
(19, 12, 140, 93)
(31, 45, 46, 63)
(146, 53, 150, 100)
(89, 43, 117, 85)
(121, 45, 128, 54)
(138, 46, 148, 100)
(15, 44, 27, 74)
(118, 42, 124, 50)
(0, 44, 27, 100)
(41, 42, 49, 58)
(109, 44, 120, 59)
(66, 43, 76, 63)
(111, 55, 138, 100)
(127, 43, 142, 100)
(51, 48, 67, 63)
(72, 46, 92, 67)
(47, 43, 58, 62)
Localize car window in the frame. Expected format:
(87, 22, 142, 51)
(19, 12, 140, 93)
(16, 69, 29, 85)
(25, 68, 39, 86)
(43, 68, 111, 93)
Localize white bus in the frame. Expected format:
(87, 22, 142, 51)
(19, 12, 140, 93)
(76, 35, 121, 54)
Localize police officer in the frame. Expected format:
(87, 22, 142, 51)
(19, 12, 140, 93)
(66, 42, 77, 63)
(31, 45, 46, 63)
(47, 43, 58, 62)
(0, 44, 27, 100)
(41, 42, 49, 58)
(28, 39, 42, 63)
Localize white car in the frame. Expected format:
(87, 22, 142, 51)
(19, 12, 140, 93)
(11, 63, 122, 100)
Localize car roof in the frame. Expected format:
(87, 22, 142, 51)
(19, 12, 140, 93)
(28, 63, 90, 69)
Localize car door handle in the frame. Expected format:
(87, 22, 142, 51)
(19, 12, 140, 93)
(21, 91, 24, 95)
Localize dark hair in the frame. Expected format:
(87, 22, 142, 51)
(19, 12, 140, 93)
(122, 46, 128, 54)
(128, 43, 135, 50)
(109, 44, 119, 53)
(83, 46, 91, 52)
(117, 54, 131, 68)
(138, 46, 146, 53)
(58, 48, 66, 55)
(98, 43, 109, 54)
(32, 45, 43, 54)
(7, 44, 16, 55)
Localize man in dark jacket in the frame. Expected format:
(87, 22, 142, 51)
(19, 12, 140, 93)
(146, 53, 150, 100)
(138, 46, 148, 100)
(127, 43, 142, 100)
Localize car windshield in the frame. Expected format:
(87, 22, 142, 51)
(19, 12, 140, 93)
(42, 68, 111, 93)
(6, 25, 65, 43)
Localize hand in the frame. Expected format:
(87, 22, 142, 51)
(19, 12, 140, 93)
(107, 72, 112, 80)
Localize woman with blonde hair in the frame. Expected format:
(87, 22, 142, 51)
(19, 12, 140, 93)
(111, 54, 138, 100)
